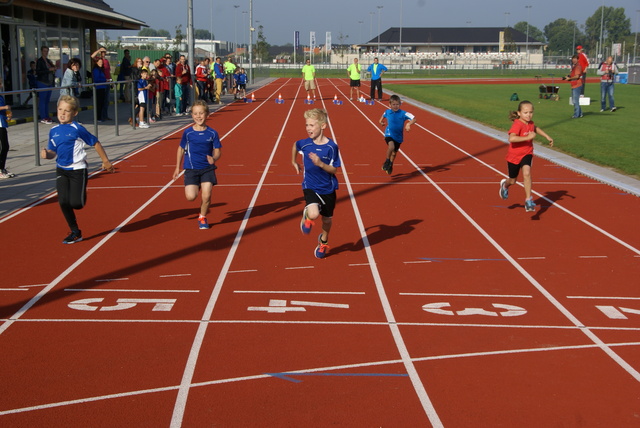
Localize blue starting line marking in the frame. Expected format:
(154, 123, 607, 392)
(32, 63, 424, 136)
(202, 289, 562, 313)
(418, 257, 507, 262)
(267, 372, 409, 383)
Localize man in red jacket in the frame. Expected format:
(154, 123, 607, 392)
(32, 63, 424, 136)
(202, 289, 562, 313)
(576, 45, 589, 95)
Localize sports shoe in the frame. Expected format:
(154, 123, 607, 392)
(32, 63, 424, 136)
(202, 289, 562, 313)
(524, 198, 536, 212)
(611, 107, 617, 112)
(62, 230, 83, 244)
(386, 162, 393, 175)
(314, 234, 329, 259)
(198, 217, 210, 229)
(139, 122, 150, 129)
(40, 118, 53, 124)
(499, 178, 509, 200)
(382, 159, 391, 172)
(300, 207, 314, 234)
(0, 169, 15, 179)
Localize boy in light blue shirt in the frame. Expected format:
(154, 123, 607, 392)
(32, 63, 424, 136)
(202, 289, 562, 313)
(380, 95, 416, 175)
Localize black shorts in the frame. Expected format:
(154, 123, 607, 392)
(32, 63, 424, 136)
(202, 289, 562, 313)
(303, 188, 337, 217)
(350, 79, 361, 87)
(507, 154, 533, 179)
(184, 165, 218, 187)
(385, 137, 401, 152)
(238, 83, 246, 90)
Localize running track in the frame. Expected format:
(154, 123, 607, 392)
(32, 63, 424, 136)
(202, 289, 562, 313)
(1, 78, 639, 426)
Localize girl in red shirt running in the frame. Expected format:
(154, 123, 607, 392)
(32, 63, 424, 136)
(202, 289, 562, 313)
(499, 100, 554, 212)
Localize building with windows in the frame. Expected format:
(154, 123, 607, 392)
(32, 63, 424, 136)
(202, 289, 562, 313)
(0, 0, 145, 104)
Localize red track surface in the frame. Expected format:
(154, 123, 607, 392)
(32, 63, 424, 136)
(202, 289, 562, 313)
(1, 78, 639, 427)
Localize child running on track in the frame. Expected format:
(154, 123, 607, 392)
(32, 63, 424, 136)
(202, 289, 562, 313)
(292, 108, 341, 259)
(173, 100, 222, 230)
(380, 95, 416, 175)
(499, 100, 554, 212)
(40, 95, 115, 244)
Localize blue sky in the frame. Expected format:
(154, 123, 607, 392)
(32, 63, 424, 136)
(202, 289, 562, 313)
(105, 0, 640, 46)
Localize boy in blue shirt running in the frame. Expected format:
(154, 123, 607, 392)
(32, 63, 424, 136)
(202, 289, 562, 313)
(380, 95, 416, 175)
(292, 109, 341, 259)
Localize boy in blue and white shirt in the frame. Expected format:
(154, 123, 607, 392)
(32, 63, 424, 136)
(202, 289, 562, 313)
(41, 95, 115, 244)
(291, 108, 341, 259)
(380, 95, 416, 175)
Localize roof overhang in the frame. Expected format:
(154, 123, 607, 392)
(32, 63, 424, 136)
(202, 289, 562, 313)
(14, 0, 146, 30)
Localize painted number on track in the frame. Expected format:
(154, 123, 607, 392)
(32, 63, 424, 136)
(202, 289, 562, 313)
(596, 305, 640, 320)
(422, 302, 527, 317)
(68, 298, 177, 312)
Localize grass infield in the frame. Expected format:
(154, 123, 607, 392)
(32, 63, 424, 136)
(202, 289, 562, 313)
(384, 81, 639, 178)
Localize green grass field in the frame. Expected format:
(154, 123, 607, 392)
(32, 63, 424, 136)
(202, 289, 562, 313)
(385, 82, 640, 178)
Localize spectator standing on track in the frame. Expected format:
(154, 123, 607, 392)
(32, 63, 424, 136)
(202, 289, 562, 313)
(36, 46, 56, 124)
(301, 59, 317, 100)
(563, 55, 584, 119)
(235, 67, 247, 100)
(224, 58, 237, 97)
(173, 100, 222, 230)
(213, 57, 225, 104)
(40, 95, 115, 244)
(0, 80, 15, 179)
(92, 58, 110, 122)
(379, 95, 416, 176)
(22, 61, 37, 106)
(292, 108, 341, 259)
(59, 58, 82, 99)
(347, 57, 362, 101)
(136, 68, 152, 128)
(498, 100, 554, 213)
(576, 45, 589, 95)
(196, 59, 209, 102)
(367, 57, 388, 101)
(119, 49, 132, 102)
(597, 56, 618, 112)
(175, 55, 192, 115)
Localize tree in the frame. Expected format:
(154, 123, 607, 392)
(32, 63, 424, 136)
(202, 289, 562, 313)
(254, 25, 270, 63)
(157, 29, 171, 38)
(544, 19, 582, 55)
(514, 21, 545, 43)
(585, 6, 631, 52)
(194, 29, 213, 40)
(138, 28, 159, 37)
(174, 25, 184, 51)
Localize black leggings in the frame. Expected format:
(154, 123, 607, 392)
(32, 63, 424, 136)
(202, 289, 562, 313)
(56, 167, 88, 231)
(0, 128, 8, 170)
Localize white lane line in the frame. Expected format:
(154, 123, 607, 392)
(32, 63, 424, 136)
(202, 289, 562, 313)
(234, 290, 366, 295)
(159, 274, 192, 278)
(567, 295, 640, 300)
(325, 82, 443, 427)
(228, 269, 258, 273)
(517, 257, 546, 260)
(290, 301, 350, 309)
(170, 79, 297, 427)
(0, 288, 28, 291)
(284, 266, 315, 270)
(404, 260, 432, 264)
(64, 289, 200, 293)
(348, 263, 372, 267)
(399, 293, 533, 298)
(578, 255, 608, 259)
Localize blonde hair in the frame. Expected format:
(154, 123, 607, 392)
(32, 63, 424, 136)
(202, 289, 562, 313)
(191, 100, 210, 115)
(58, 95, 80, 112)
(304, 108, 328, 125)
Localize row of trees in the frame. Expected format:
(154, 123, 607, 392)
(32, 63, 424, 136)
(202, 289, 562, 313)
(512, 6, 634, 57)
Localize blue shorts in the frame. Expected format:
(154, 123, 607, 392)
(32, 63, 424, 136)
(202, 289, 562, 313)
(184, 165, 218, 187)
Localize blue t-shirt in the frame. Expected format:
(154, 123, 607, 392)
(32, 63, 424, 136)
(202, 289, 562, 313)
(47, 122, 99, 170)
(383, 109, 415, 143)
(295, 137, 341, 194)
(0, 96, 8, 128)
(180, 126, 222, 170)
(368, 62, 388, 80)
(137, 78, 148, 104)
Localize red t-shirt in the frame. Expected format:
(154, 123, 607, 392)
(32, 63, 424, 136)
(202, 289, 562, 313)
(175, 63, 192, 85)
(506, 119, 535, 164)
(578, 52, 589, 73)
(570, 64, 583, 89)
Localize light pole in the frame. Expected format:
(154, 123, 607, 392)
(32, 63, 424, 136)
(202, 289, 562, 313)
(635, 10, 640, 63)
(369, 12, 375, 42)
(525, 5, 532, 63)
(377, 5, 383, 53)
(358, 20, 363, 44)
(234, 5, 239, 57)
(242, 11, 248, 63)
(399, 0, 403, 54)
(504, 12, 510, 28)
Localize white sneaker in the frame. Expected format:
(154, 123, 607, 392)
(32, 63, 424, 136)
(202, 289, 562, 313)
(139, 122, 150, 128)
(0, 169, 15, 178)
